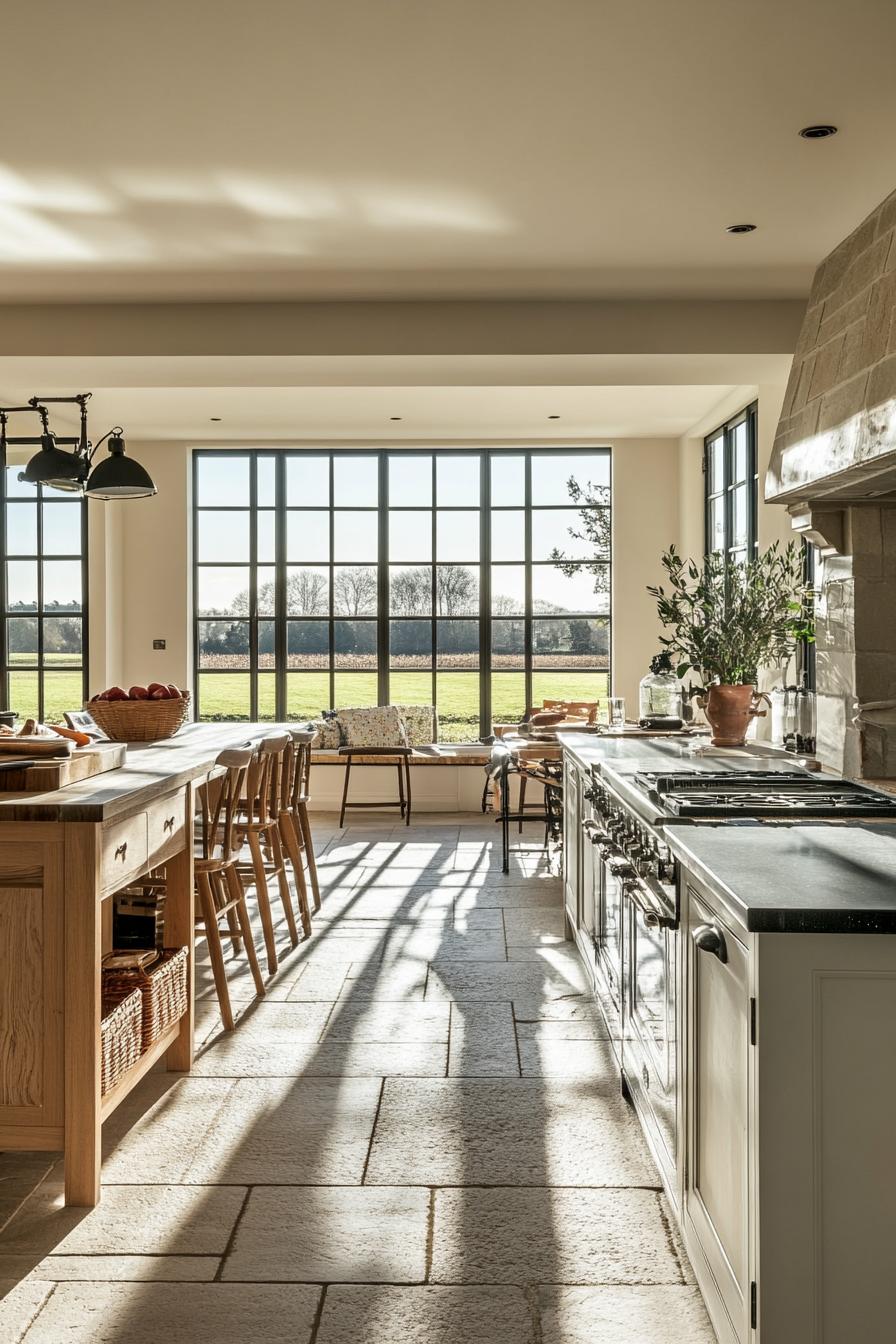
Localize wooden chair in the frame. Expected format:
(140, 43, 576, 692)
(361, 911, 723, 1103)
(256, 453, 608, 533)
(516, 699, 599, 829)
(282, 734, 321, 912)
(276, 737, 314, 935)
(234, 733, 302, 974)
(195, 746, 265, 1030)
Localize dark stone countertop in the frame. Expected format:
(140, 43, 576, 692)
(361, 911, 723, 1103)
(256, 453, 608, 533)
(665, 821, 896, 934)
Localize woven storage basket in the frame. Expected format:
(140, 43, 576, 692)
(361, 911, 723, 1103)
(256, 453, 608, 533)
(102, 947, 190, 1050)
(100, 988, 144, 1095)
(87, 695, 190, 742)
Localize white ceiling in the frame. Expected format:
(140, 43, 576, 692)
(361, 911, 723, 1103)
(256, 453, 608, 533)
(1, 2, 895, 302)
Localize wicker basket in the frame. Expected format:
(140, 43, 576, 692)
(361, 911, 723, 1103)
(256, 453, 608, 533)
(87, 695, 190, 742)
(102, 947, 190, 1049)
(100, 988, 144, 1095)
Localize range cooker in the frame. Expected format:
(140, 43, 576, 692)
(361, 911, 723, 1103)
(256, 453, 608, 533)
(578, 763, 896, 1207)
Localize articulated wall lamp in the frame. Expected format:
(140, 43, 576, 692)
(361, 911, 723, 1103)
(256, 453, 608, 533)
(0, 394, 156, 499)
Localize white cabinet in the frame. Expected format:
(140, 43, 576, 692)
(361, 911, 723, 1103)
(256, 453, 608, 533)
(683, 881, 752, 1344)
(562, 757, 583, 928)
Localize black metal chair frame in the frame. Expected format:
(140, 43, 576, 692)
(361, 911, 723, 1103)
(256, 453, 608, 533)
(338, 745, 413, 827)
(485, 746, 563, 872)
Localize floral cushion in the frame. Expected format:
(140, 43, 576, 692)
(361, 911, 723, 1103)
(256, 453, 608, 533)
(300, 718, 342, 749)
(336, 705, 409, 749)
(393, 703, 437, 747)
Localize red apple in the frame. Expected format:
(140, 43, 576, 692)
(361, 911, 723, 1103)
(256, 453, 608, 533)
(166, 684, 182, 699)
(106, 686, 128, 701)
(150, 687, 171, 699)
(128, 686, 149, 700)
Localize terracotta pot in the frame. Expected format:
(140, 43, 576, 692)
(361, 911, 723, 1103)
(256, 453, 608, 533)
(699, 684, 766, 747)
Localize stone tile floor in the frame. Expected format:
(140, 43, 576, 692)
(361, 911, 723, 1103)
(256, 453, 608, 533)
(0, 812, 715, 1343)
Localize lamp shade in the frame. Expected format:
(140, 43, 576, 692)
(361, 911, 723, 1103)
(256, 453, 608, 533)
(85, 436, 156, 499)
(22, 435, 85, 491)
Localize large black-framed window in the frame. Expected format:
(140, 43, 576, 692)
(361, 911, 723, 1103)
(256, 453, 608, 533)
(1, 462, 89, 721)
(704, 402, 758, 562)
(193, 448, 612, 740)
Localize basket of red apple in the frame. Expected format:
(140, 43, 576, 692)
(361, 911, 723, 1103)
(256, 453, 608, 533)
(87, 684, 191, 741)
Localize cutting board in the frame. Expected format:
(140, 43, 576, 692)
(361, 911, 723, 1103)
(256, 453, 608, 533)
(0, 741, 127, 790)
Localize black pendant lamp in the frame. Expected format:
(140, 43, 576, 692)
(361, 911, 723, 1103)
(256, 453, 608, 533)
(21, 430, 85, 491)
(85, 431, 156, 499)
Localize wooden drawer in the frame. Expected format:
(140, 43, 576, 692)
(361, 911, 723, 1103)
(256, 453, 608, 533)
(146, 792, 186, 866)
(101, 813, 148, 893)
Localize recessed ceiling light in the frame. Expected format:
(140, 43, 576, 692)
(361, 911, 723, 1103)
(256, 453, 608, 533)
(548, 414, 561, 420)
(209, 416, 221, 422)
(726, 223, 756, 234)
(799, 124, 838, 139)
(390, 416, 402, 421)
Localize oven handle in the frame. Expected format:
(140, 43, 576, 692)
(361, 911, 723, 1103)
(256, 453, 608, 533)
(624, 876, 678, 930)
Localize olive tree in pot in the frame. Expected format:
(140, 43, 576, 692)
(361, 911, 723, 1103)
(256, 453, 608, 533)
(647, 542, 814, 747)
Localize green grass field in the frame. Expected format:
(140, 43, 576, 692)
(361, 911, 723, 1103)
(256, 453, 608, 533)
(198, 669, 610, 740)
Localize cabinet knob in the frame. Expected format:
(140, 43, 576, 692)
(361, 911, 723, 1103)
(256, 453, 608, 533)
(693, 923, 728, 963)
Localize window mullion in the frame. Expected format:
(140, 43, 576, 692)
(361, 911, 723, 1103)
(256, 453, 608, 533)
(480, 451, 490, 740)
(377, 451, 389, 705)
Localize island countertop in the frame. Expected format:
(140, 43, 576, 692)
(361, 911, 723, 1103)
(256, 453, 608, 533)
(0, 722, 297, 823)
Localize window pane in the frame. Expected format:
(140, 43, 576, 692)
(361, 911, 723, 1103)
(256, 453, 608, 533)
(334, 455, 378, 506)
(334, 619, 377, 669)
(287, 620, 329, 669)
(198, 619, 250, 670)
(732, 422, 748, 482)
(436, 565, 478, 616)
(197, 456, 249, 507)
(42, 671, 84, 721)
(491, 672, 526, 725)
(532, 508, 609, 562)
(533, 617, 609, 668)
(436, 672, 480, 742)
(9, 669, 39, 720)
(437, 511, 479, 562)
(286, 455, 329, 507)
(257, 456, 276, 507)
(258, 618, 276, 668)
(389, 455, 431, 507)
(531, 671, 609, 714)
(286, 510, 329, 562)
(287, 672, 331, 720)
(198, 510, 250, 563)
(197, 566, 249, 616)
(257, 510, 276, 564)
(389, 510, 431, 561)
(42, 503, 82, 556)
(258, 673, 277, 720)
(198, 672, 250, 721)
(257, 566, 276, 616)
(390, 619, 432, 669)
(532, 564, 608, 615)
(43, 561, 82, 611)
(437, 455, 480, 506)
(390, 670, 433, 705)
(391, 565, 432, 616)
(491, 455, 524, 506)
(709, 497, 725, 553)
(6, 466, 34, 499)
(491, 565, 525, 615)
(491, 509, 524, 561)
(286, 566, 329, 615)
(708, 435, 725, 494)
(7, 561, 38, 610)
(437, 619, 479, 669)
(333, 510, 378, 563)
(6, 504, 37, 555)
(531, 452, 609, 504)
(492, 618, 525, 669)
(732, 486, 747, 547)
(7, 616, 38, 662)
(44, 615, 82, 666)
(332, 566, 377, 616)
(334, 672, 378, 708)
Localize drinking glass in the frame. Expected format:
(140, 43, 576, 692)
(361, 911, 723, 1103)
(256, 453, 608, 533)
(608, 696, 626, 729)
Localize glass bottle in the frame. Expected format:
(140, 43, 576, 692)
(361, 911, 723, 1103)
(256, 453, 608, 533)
(639, 652, 684, 721)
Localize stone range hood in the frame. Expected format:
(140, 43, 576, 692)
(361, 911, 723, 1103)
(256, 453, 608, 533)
(767, 187, 896, 780)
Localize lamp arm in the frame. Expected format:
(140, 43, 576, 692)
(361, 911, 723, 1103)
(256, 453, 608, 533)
(86, 426, 123, 464)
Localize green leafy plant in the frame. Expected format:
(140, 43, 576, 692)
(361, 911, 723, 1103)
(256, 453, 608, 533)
(647, 542, 814, 688)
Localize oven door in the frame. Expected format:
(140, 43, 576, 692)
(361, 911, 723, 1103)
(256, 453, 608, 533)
(623, 879, 678, 1202)
(592, 847, 624, 1067)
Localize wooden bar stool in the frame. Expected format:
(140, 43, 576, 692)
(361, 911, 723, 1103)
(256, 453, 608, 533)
(276, 737, 313, 938)
(285, 733, 321, 912)
(338, 745, 413, 827)
(195, 746, 265, 1030)
(235, 733, 301, 974)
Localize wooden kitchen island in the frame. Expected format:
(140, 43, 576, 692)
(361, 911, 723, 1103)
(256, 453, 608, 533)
(0, 722, 282, 1208)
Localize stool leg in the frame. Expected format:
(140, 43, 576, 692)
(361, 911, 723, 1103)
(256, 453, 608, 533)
(339, 755, 352, 828)
(224, 863, 266, 999)
(268, 824, 299, 948)
(397, 760, 406, 820)
(298, 803, 321, 911)
(198, 870, 234, 1031)
(224, 905, 243, 955)
(247, 829, 278, 974)
(279, 811, 313, 938)
(518, 776, 527, 834)
(404, 755, 412, 826)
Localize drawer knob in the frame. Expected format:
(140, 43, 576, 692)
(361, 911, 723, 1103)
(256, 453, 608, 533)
(114, 842, 128, 860)
(163, 816, 176, 832)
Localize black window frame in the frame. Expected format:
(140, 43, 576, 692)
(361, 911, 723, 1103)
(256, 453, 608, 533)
(0, 455, 89, 720)
(704, 401, 758, 562)
(192, 446, 612, 739)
